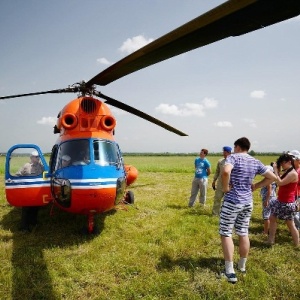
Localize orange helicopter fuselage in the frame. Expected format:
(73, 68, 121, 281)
(5, 96, 138, 218)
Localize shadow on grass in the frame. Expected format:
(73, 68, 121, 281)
(166, 204, 187, 210)
(166, 205, 216, 221)
(185, 208, 212, 217)
(157, 253, 223, 274)
(250, 215, 296, 246)
(131, 182, 157, 189)
(1, 204, 115, 299)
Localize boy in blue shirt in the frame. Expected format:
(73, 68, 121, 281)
(188, 149, 211, 207)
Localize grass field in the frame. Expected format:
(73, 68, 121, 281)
(0, 155, 299, 299)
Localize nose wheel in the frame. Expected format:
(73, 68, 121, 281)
(88, 212, 95, 233)
(81, 212, 99, 235)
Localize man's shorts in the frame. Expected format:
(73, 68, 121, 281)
(219, 201, 253, 237)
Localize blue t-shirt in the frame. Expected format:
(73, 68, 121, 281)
(194, 157, 211, 179)
(260, 182, 277, 202)
(224, 153, 267, 204)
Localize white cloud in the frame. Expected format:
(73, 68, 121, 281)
(214, 121, 233, 127)
(250, 90, 266, 99)
(156, 103, 205, 117)
(119, 35, 154, 54)
(156, 103, 188, 116)
(203, 97, 218, 109)
(97, 57, 111, 65)
(37, 117, 56, 126)
(156, 97, 218, 117)
(243, 118, 257, 128)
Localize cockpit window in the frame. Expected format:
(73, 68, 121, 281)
(93, 140, 120, 166)
(54, 139, 90, 170)
(9, 147, 45, 177)
(52, 139, 120, 170)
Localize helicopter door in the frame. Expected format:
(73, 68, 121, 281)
(48, 145, 72, 208)
(5, 144, 52, 207)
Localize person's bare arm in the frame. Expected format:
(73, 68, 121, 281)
(252, 170, 277, 191)
(222, 164, 232, 193)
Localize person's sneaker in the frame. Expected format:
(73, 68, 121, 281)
(238, 268, 246, 276)
(218, 271, 237, 283)
(264, 240, 274, 247)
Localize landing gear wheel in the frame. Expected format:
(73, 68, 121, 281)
(80, 212, 100, 235)
(125, 190, 134, 204)
(81, 226, 100, 235)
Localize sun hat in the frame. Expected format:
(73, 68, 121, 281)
(287, 150, 300, 160)
(31, 150, 39, 157)
(288, 150, 300, 157)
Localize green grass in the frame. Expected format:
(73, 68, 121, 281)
(0, 155, 300, 299)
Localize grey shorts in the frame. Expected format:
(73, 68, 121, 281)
(262, 198, 276, 220)
(219, 201, 253, 237)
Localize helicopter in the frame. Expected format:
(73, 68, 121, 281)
(1, 0, 300, 233)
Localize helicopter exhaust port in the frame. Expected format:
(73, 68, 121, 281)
(100, 115, 116, 131)
(61, 113, 78, 130)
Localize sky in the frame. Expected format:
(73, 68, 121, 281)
(0, 0, 300, 154)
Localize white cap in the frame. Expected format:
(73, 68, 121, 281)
(31, 150, 39, 157)
(62, 155, 71, 161)
(288, 150, 300, 156)
(288, 150, 300, 160)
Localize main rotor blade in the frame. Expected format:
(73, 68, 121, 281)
(87, 0, 300, 87)
(0, 88, 75, 100)
(98, 92, 188, 136)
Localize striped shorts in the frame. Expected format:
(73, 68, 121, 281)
(219, 201, 253, 237)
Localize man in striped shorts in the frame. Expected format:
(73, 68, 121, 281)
(219, 137, 276, 283)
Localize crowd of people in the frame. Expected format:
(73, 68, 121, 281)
(189, 137, 300, 284)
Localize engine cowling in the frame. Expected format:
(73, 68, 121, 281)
(124, 164, 138, 186)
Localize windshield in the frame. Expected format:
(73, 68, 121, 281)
(93, 140, 120, 166)
(54, 139, 90, 170)
(53, 139, 121, 170)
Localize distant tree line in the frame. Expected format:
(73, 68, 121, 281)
(122, 151, 282, 157)
(0, 151, 283, 157)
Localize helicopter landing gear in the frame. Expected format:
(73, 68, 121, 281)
(124, 190, 134, 204)
(88, 213, 94, 233)
(81, 212, 99, 235)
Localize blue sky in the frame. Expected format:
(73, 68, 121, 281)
(1, 0, 300, 153)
